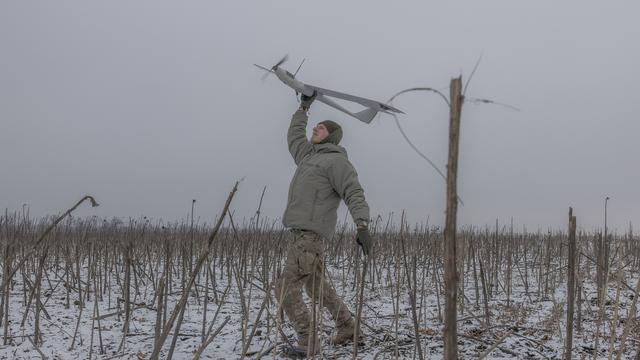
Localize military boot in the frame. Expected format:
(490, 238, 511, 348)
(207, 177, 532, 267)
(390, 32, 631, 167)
(331, 318, 356, 345)
(298, 334, 321, 356)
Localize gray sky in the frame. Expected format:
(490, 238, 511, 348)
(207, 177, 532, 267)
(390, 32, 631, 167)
(1, 1, 639, 231)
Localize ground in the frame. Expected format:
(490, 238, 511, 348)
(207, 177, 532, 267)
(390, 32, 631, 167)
(0, 256, 638, 359)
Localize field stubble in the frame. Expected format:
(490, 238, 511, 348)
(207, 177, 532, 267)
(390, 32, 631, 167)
(0, 208, 639, 359)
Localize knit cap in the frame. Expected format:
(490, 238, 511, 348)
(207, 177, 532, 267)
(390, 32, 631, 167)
(318, 120, 343, 145)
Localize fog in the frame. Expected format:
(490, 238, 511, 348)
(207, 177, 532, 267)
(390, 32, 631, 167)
(1, 1, 639, 231)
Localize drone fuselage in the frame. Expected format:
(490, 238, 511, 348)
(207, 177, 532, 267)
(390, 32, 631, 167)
(274, 67, 313, 96)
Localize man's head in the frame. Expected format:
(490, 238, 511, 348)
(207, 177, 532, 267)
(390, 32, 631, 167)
(310, 120, 343, 145)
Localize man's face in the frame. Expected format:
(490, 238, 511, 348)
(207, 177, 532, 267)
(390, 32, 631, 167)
(310, 123, 329, 144)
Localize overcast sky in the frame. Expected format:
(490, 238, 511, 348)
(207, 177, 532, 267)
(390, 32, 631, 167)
(1, 1, 639, 232)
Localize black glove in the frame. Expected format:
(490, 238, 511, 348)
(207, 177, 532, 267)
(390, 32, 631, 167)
(300, 91, 317, 110)
(356, 225, 372, 256)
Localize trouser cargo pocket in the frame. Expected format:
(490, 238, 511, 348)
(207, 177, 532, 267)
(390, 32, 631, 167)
(297, 250, 318, 275)
(292, 231, 322, 276)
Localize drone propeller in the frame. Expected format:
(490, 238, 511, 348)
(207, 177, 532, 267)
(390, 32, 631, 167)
(249, 64, 269, 80)
(254, 54, 289, 82)
(252, 64, 274, 82)
(253, 64, 272, 72)
(272, 54, 288, 70)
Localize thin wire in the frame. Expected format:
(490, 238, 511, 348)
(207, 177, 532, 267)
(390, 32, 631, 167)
(390, 111, 447, 183)
(386, 88, 464, 206)
(388, 87, 450, 107)
(463, 53, 483, 96)
(467, 97, 521, 112)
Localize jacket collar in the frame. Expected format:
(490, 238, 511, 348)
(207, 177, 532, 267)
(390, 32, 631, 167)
(314, 143, 347, 157)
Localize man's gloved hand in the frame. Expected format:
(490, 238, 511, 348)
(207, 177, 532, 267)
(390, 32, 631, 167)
(300, 91, 317, 110)
(356, 224, 372, 256)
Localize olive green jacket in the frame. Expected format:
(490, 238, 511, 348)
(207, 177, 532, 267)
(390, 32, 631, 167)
(283, 109, 370, 239)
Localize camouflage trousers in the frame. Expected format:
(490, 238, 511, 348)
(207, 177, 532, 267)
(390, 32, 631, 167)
(275, 230, 353, 344)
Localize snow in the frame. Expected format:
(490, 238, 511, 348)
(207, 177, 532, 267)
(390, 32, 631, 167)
(0, 254, 638, 359)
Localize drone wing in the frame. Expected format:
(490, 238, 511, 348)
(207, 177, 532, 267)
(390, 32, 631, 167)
(305, 84, 404, 114)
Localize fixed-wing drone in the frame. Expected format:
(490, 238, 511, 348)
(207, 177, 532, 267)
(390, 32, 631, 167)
(254, 55, 404, 123)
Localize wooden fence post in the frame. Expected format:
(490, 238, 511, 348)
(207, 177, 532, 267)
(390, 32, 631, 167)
(565, 207, 577, 359)
(444, 76, 463, 360)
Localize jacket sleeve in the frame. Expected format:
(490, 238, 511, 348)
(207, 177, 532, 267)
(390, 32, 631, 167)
(327, 159, 370, 224)
(288, 109, 314, 165)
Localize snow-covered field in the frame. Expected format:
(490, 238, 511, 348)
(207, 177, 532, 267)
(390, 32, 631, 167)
(1, 251, 638, 360)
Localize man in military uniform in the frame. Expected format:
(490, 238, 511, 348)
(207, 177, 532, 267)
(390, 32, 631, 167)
(275, 92, 373, 356)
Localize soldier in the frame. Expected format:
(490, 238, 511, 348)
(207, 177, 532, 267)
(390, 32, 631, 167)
(275, 91, 373, 356)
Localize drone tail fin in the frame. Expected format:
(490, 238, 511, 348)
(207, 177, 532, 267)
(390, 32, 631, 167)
(381, 103, 405, 114)
(353, 107, 379, 124)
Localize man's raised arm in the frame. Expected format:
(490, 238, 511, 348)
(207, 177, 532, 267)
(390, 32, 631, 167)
(287, 92, 317, 165)
(288, 109, 313, 165)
